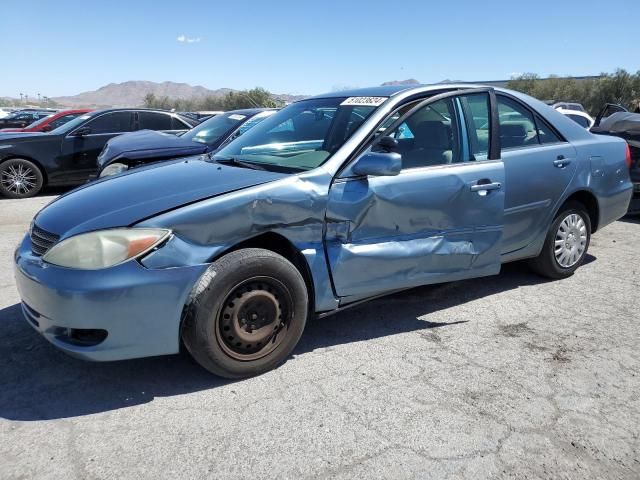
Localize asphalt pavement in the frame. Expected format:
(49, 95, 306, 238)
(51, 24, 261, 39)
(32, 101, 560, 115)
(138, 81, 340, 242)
(0, 195, 638, 479)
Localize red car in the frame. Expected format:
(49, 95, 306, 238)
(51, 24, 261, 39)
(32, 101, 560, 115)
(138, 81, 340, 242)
(0, 109, 93, 133)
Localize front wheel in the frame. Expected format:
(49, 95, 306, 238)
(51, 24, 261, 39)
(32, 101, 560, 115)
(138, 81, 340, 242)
(0, 158, 44, 199)
(182, 248, 308, 378)
(529, 201, 591, 279)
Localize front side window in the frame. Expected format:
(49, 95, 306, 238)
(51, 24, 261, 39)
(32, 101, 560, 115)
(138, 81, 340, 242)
(385, 98, 461, 169)
(86, 112, 134, 134)
(214, 97, 381, 170)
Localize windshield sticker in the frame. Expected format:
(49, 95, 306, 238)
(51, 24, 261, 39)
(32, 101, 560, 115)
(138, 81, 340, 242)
(340, 97, 387, 107)
(228, 114, 246, 121)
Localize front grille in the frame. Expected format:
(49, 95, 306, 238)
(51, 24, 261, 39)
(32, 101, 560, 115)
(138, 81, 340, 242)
(30, 224, 59, 256)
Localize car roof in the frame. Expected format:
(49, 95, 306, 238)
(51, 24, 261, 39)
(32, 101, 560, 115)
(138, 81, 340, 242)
(89, 107, 184, 116)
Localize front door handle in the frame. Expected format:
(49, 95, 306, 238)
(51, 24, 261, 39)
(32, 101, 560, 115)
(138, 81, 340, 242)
(553, 155, 572, 168)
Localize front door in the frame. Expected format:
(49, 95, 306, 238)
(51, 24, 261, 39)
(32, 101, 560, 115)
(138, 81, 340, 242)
(325, 90, 505, 301)
(59, 111, 135, 183)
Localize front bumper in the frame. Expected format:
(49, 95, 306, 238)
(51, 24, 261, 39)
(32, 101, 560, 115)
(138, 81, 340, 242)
(13, 234, 208, 361)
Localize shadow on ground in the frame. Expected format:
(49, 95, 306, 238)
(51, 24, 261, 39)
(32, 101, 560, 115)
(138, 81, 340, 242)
(0, 259, 587, 421)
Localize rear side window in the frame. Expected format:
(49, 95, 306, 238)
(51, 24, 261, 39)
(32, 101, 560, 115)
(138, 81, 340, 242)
(497, 96, 538, 149)
(536, 115, 563, 143)
(138, 112, 173, 130)
(86, 112, 134, 134)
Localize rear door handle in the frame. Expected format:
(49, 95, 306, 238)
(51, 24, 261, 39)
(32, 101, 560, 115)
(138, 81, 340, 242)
(553, 156, 572, 168)
(470, 182, 502, 194)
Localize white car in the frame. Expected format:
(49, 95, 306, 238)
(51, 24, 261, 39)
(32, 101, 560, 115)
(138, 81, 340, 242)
(556, 108, 594, 129)
(552, 102, 586, 112)
(0, 107, 17, 119)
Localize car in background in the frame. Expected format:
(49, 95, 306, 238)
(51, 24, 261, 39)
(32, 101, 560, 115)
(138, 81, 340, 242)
(0, 107, 19, 119)
(13, 85, 632, 378)
(0, 109, 93, 133)
(178, 111, 224, 122)
(0, 108, 198, 198)
(0, 110, 53, 129)
(590, 104, 640, 213)
(557, 108, 594, 129)
(98, 108, 277, 177)
(552, 102, 586, 112)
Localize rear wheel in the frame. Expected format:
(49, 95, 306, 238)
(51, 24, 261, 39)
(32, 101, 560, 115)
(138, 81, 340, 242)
(529, 201, 591, 279)
(0, 158, 44, 199)
(182, 248, 308, 378)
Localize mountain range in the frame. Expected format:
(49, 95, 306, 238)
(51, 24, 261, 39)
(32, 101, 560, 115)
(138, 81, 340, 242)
(43, 81, 305, 108)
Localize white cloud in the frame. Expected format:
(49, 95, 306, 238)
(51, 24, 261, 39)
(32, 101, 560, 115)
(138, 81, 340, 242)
(177, 34, 201, 44)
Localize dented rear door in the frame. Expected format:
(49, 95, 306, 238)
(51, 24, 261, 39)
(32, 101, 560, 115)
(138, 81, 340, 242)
(324, 89, 505, 300)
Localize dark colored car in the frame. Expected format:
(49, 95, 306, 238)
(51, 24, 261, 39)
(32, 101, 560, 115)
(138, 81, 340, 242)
(590, 105, 640, 213)
(97, 109, 277, 177)
(0, 108, 198, 198)
(0, 109, 93, 133)
(0, 110, 54, 129)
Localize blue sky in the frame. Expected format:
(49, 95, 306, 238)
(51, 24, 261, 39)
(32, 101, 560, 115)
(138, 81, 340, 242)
(3, 0, 639, 97)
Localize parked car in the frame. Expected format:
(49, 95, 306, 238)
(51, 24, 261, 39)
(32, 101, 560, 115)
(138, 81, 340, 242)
(552, 102, 586, 112)
(0, 107, 19, 119)
(178, 111, 224, 122)
(13, 85, 632, 378)
(0, 108, 198, 198)
(0, 110, 53, 129)
(590, 104, 640, 213)
(0, 109, 92, 133)
(98, 108, 277, 177)
(556, 108, 594, 129)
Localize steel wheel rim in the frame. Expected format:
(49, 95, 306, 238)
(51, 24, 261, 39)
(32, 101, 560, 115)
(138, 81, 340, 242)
(554, 213, 587, 268)
(215, 276, 293, 361)
(1, 162, 37, 195)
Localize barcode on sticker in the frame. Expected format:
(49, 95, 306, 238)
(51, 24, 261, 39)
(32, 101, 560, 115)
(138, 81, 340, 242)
(340, 97, 387, 107)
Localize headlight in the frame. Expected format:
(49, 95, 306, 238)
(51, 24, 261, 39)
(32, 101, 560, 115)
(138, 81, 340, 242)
(99, 163, 129, 178)
(42, 228, 171, 270)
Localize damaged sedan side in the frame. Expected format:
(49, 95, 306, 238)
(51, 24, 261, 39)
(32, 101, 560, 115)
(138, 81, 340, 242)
(14, 85, 633, 378)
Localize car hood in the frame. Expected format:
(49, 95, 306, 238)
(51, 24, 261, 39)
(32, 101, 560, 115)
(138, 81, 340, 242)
(0, 132, 53, 142)
(99, 129, 203, 165)
(34, 157, 288, 238)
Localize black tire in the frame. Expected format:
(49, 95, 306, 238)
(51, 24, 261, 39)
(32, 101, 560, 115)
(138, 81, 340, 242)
(529, 201, 591, 279)
(0, 158, 44, 199)
(182, 248, 308, 378)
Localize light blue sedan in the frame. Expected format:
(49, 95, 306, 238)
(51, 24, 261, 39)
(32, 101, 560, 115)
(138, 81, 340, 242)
(14, 85, 633, 378)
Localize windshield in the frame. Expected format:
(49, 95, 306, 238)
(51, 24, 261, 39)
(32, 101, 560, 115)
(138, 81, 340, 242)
(50, 113, 93, 135)
(213, 97, 384, 170)
(184, 112, 251, 146)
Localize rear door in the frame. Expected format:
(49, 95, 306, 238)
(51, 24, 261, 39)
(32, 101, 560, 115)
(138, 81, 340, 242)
(325, 89, 505, 301)
(496, 94, 577, 254)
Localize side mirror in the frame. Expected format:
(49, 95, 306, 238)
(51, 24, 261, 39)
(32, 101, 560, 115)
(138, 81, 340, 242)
(352, 151, 402, 177)
(41, 125, 52, 132)
(73, 127, 91, 137)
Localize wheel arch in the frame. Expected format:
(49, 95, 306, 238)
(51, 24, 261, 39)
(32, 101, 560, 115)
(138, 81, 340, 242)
(557, 190, 600, 233)
(213, 232, 316, 309)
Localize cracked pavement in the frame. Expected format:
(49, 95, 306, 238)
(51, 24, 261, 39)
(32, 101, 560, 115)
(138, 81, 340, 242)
(0, 196, 639, 479)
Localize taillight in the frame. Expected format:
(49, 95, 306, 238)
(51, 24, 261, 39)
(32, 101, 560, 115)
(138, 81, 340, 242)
(625, 144, 632, 169)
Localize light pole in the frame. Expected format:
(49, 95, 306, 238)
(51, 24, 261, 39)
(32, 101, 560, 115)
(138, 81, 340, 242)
(19, 93, 23, 104)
